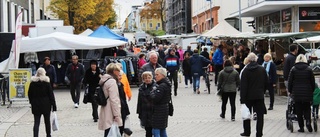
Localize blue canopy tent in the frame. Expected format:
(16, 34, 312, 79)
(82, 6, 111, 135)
(89, 25, 128, 42)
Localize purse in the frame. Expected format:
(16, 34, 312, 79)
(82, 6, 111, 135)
(83, 86, 89, 104)
(168, 96, 174, 116)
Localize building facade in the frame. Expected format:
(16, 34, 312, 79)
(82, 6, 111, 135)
(192, 0, 254, 34)
(166, 0, 192, 34)
(0, 0, 52, 33)
(229, 0, 320, 33)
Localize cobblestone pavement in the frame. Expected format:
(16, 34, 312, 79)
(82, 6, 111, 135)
(2, 79, 320, 137)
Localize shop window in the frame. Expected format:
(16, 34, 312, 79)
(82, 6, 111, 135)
(299, 21, 320, 32)
(282, 22, 292, 32)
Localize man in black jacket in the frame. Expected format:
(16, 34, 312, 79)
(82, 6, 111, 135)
(66, 55, 85, 108)
(283, 44, 298, 91)
(240, 53, 268, 137)
(200, 47, 210, 60)
(40, 57, 57, 89)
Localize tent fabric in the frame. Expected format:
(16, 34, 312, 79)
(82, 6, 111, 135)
(79, 29, 93, 36)
(89, 25, 128, 42)
(20, 32, 127, 53)
(296, 35, 320, 43)
(201, 20, 240, 37)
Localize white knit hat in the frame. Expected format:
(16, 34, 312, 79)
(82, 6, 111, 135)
(36, 68, 46, 77)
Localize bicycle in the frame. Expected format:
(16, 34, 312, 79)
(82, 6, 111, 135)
(203, 65, 211, 94)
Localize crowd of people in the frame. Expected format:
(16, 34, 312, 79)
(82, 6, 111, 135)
(27, 42, 320, 137)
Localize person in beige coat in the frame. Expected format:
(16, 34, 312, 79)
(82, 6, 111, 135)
(98, 63, 123, 136)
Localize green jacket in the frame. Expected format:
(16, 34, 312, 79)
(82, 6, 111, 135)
(217, 66, 240, 93)
(314, 88, 320, 105)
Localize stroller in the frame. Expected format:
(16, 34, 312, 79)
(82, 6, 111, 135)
(286, 94, 318, 132)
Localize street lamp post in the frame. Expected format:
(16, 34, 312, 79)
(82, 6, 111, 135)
(238, 0, 242, 32)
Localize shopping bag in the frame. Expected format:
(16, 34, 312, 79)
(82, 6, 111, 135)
(241, 104, 251, 120)
(83, 86, 89, 104)
(178, 72, 182, 83)
(51, 112, 59, 131)
(107, 123, 121, 137)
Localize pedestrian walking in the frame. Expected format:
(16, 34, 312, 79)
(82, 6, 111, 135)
(213, 44, 224, 86)
(218, 60, 240, 121)
(284, 44, 298, 92)
(28, 68, 57, 137)
(117, 70, 131, 136)
(164, 48, 180, 96)
(98, 63, 122, 136)
(151, 68, 172, 137)
(82, 60, 101, 122)
(190, 49, 212, 94)
(137, 71, 158, 137)
(262, 53, 277, 110)
(65, 55, 85, 108)
(138, 53, 147, 69)
(288, 54, 315, 133)
(40, 57, 57, 89)
(182, 52, 192, 88)
(139, 51, 163, 78)
(116, 63, 132, 101)
(240, 53, 268, 137)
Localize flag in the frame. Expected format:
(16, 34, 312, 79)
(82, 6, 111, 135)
(14, 11, 23, 68)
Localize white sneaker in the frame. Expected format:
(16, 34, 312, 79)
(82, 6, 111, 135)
(74, 103, 79, 108)
(185, 85, 188, 88)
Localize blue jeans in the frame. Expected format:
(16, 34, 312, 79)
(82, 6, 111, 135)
(192, 75, 200, 91)
(152, 128, 167, 137)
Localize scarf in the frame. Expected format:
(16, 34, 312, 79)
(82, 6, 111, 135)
(262, 61, 271, 75)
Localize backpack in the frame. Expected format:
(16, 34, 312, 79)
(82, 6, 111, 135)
(94, 78, 111, 106)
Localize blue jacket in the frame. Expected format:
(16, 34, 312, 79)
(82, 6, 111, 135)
(190, 53, 212, 76)
(213, 49, 223, 65)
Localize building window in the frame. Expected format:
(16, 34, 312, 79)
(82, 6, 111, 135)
(143, 23, 146, 28)
(149, 23, 152, 28)
(157, 23, 160, 27)
(298, 7, 320, 32)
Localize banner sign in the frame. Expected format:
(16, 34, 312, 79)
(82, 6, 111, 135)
(299, 7, 320, 20)
(9, 68, 31, 100)
(282, 8, 292, 22)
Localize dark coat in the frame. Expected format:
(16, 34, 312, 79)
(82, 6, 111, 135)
(288, 62, 315, 102)
(118, 83, 130, 120)
(184, 49, 193, 56)
(150, 77, 171, 129)
(283, 53, 297, 80)
(164, 53, 180, 72)
(240, 62, 268, 104)
(139, 62, 163, 78)
(28, 76, 57, 115)
(200, 51, 210, 60)
(158, 50, 166, 60)
(83, 68, 101, 102)
(182, 58, 192, 76)
(218, 66, 240, 93)
(190, 53, 212, 76)
(40, 64, 57, 85)
(137, 81, 158, 127)
(117, 49, 127, 56)
(66, 63, 85, 84)
(262, 61, 277, 84)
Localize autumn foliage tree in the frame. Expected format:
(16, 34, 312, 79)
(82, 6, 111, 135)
(140, 0, 166, 31)
(48, 0, 117, 33)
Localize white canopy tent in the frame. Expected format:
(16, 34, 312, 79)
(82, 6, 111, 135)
(0, 32, 127, 73)
(295, 35, 320, 43)
(201, 20, 240, 37)
(78, 29, 93, 36)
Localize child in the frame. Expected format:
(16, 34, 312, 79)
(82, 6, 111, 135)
(182, 52, 192, 88)
(137, 71, 158, 137)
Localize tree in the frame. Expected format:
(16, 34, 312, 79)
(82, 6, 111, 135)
(140, 0, 166, 31)
(48, 0, 117, 33)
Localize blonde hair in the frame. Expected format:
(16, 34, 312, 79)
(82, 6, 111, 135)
(295, 54, 307, 63)
(141, 71, 153, 79)
(243, 57, 249, 65)
(155, 68, 167, 77)
(105, 63, 121, 75)
(264, 53, 272, 60)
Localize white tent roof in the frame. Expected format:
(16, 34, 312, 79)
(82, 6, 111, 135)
(295, 35, 320, 43)
(201, 20, 240, 37)
(20, 32, 127, 53)
(78, 29, 93, 36)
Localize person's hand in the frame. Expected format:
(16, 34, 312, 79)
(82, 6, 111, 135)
(53, 83, 57, 88)
(273, 84, 276, 87)
(114, 116, 122, 125)
(128, 97, 131, 101)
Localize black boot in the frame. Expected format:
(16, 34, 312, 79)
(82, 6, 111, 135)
(306, 120, 313, 132)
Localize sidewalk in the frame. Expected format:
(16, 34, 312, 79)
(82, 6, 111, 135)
(2, 80, 320, 137)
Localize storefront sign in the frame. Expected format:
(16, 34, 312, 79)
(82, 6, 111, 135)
(9, 69, 31, 100)
(299, 7, 320, 20)
(282, 8, 292, 22)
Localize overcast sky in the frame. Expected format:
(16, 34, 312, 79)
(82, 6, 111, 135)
(114, 0, 145, 25)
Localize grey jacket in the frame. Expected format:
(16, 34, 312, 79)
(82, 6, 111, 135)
(217, 66, 240, 93)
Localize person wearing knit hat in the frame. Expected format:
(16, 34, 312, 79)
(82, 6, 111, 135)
(28, 68, 57, 137)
